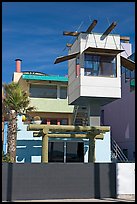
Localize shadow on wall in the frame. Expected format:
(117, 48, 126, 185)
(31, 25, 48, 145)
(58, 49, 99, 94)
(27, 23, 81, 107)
(16, 140, 42, 162)
(94, 163, 116, 199)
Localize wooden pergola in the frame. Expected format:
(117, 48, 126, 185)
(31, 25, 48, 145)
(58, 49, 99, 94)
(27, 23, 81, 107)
(27, 124, 110, 163)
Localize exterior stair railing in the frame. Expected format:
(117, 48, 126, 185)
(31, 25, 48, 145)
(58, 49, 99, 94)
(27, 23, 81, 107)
(111, 137, 128, 162)
(73, 105, 79, 125)
(73, 106, 88, 126)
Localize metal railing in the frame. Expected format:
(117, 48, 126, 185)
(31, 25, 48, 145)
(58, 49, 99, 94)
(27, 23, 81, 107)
(73, 105, 79, 125)
(111, 137, 128, 162)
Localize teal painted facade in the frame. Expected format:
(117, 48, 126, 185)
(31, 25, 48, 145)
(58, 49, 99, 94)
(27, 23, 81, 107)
(22, 74, 68, 82)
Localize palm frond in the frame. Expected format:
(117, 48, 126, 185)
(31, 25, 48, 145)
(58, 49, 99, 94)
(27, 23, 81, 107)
(3, 82, 36, 115)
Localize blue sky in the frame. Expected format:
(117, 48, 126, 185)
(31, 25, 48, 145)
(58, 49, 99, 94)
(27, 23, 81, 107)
(2, 2, 135, 83)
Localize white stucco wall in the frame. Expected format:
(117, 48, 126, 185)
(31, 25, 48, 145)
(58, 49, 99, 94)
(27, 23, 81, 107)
(116, 163, 135, 195)
(83, 131, 111, 163)
(80, 32, 121, 52)
(95, 131, 111, 162)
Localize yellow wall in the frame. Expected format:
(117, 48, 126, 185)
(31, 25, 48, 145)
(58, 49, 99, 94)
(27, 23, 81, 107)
(16, 76, 74, 125)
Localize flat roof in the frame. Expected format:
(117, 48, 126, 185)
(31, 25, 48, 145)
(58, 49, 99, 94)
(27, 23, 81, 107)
(22, 74, 68, 82)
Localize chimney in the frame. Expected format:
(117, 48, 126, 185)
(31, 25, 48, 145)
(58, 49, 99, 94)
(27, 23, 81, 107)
(15, 59, 22, 72)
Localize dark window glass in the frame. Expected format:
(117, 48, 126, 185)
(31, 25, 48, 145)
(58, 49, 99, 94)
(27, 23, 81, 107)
(84, 54, 116, 77)
(66, 142, 84, 162)
(48, 142, 64, 162)
(60, 86, 67, 99)
(50, 119, 57, 125)
(125, 69, 131, 81)
(121, 66, 125, 74)
(41, 118, 47, 124)
(60, 119, 68, 125)
(130, 70, 135, 80)
(30, 84, 57, 98)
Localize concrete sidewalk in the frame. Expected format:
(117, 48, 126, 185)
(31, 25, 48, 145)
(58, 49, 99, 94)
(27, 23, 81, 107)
(12, 197, 135, 202)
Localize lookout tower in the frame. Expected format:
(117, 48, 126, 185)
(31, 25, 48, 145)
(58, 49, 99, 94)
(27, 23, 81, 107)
(54, 20, 135, 126)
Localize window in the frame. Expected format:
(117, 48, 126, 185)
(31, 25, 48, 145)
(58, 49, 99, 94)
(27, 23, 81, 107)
(84, 54, 116, 77)
(41, 118, 68, 125)
(30, 84, 57, 98)
(48, 142, 64, 162)
(131, 70, 135, 80)
(41, 118, 47, 124)
(125, 69, 131, 81)
(60, 86, 67, 99)
(48, 141, 84, 163)
(60, 119, 68, 125)
(66, 142, 84, 162)
(50, 119, 57, 125)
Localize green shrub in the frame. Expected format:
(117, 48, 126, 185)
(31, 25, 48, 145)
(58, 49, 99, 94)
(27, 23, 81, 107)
(2, 151, 11, 162)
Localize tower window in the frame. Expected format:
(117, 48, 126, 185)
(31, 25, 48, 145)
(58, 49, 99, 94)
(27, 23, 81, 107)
(84, 53, 117, 77)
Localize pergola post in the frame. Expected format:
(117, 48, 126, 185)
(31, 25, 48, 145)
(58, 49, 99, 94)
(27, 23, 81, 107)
(88, 133, 104, 162)
(41, 134, 48, 163)
(88, 137, 96, 162)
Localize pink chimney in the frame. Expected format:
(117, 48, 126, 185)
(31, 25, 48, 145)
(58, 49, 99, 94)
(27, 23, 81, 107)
(15, 59, 22, 72)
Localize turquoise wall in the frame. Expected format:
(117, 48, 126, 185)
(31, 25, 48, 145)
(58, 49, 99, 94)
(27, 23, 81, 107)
(16, 115, 42, 163)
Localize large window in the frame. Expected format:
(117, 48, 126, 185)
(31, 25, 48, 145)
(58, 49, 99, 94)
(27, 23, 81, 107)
(48, 142, 64, 162)
(48, 141, 84, 163)
(84, 54, 116, 77)
(66, 142, 84, 162)
(30, 84, 57, 98)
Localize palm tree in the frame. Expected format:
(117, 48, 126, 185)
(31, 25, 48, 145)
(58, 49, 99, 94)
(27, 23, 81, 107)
(2, 82, 35, 162)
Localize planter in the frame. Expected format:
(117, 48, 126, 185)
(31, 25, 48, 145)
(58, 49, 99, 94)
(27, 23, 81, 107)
(33, 120, 42, 124)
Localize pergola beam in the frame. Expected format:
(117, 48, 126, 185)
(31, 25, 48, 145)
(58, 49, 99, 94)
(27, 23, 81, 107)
(120, 36, 130, 42)
(100, 21, 117, 40)
(66, 43, 72, 47)
(28, 124, 110, 132)
(28, 124, 110, 163)
(63, 31, 80, 36)
(86, 20, 97, 33)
